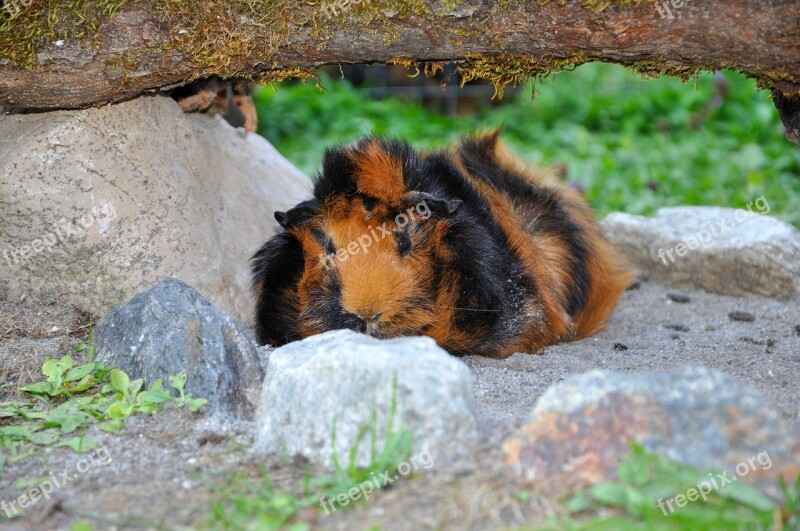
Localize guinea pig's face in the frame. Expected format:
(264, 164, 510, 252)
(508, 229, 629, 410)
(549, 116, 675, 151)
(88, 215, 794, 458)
(293, 195, 445, 338)
(272, 138, 462, 341)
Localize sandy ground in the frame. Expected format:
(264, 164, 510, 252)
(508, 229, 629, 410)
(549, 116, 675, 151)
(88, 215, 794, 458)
(0, 276, 798, 530)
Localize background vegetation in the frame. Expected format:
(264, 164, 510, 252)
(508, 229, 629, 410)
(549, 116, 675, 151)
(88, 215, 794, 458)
(253, 63, 800, 227)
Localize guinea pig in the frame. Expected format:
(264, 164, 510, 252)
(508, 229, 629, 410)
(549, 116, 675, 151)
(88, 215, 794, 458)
(251, 132, 633, 358)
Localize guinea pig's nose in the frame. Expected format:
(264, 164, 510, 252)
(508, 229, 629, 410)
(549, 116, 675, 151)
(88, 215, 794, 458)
(362, 312, 382, 323)
(347, 312, 383, 336)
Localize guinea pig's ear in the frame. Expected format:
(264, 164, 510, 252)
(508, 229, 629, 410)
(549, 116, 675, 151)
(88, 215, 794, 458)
(275, 199, 320, 229)
(405, 191, 462, 217)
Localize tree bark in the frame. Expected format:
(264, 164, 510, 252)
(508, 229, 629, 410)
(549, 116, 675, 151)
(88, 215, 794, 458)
(1, 0, 798, 136)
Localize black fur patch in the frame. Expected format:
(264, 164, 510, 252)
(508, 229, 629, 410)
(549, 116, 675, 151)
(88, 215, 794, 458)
(251, 232, 305, 345)
(314, 147, 358, 199)
(457, 141, 591, 316)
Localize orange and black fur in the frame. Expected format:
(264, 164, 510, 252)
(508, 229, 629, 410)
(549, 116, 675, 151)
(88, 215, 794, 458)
(252, 133, 632, 358)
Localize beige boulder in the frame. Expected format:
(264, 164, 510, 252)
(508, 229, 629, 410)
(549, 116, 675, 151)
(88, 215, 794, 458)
(0, 95, 311, 323)
(601, 206, 800, 300)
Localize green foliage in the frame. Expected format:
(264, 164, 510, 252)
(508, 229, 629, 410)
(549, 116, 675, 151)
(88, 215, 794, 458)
(0, 0, 129, 67)
(254, 63, 800, 228)
(537, 444, 800, 530)
(207, 373, 414, 530)
(0, 331, 208, 473)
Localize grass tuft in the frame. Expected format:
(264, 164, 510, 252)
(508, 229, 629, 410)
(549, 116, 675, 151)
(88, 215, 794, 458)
(206, 372, 414, 530)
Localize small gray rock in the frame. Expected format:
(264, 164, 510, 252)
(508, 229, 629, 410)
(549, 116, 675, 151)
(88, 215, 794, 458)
(728, 311, 756, 322)
(667, 291, 691, 303)
(255, 329, 477, 468)
(94, 277, 264, 418)
(601, 207, 800, 299)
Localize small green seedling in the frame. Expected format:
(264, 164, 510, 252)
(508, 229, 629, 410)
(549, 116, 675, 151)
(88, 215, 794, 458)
(0, 332, 209, 475)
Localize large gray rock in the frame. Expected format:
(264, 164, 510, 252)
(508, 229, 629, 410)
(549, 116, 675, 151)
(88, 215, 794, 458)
(601, 206, 800, 299)
(504, 365, 800, 494)
(255, 329, 478, 468)
(94, 277, 264, 418)
(0, 95, 311, 323)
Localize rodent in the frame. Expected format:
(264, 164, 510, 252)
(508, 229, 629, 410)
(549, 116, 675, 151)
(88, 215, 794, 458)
(251, 132, 633, 358)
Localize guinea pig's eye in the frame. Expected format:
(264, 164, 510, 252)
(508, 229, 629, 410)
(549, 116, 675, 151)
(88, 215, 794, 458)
(361, 195, 378, 212)
(324, 237, 336, 256)
(395, 232, 412, 256)
(313, 228, 336, 256)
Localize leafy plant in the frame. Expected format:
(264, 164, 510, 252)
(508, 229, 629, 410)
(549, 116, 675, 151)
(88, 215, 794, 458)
(538, 444, 797, 530)
(206, 373, 414, 530)
(0, 334, 209, 472)
(168, 372, 208, 412)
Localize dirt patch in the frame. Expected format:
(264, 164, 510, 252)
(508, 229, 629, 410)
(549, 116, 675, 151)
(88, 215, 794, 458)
(0, 277, 798, 530)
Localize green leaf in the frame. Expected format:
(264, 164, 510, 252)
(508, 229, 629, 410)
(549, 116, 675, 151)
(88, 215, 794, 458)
(27, 431, 58, 446)
(57, 437, 97, 453)
(184, 397, 208, 412)
(107, 400, 134, 419)
(66, 374, 97, 394)
(591, 482, 630, 507)
(617, 453, 651, 486)
(19, 381, 57, 396)
(718, 479, 776, 512)
(109, 369, 130, 395)
(58, 414, 85, 434)
(136, 402, 156, 414)
(137, 386, 172, 405)
(65, 363, 96, 382)
(0, 425, 34, 440)
(98, 418, 124, 432)
(41, 358, 60, 380)
(566, 491, 593, 514)
(129, 378, 144, 396)
(169, 372, 187, 400)
(58, 356, 73, 373)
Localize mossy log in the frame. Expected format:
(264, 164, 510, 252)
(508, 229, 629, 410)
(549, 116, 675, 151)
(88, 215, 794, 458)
(0, 0, 798, 138)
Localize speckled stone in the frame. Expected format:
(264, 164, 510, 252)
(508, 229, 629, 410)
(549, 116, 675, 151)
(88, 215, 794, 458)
(255, 329, 478, 468)
(504, 365, 800, 492)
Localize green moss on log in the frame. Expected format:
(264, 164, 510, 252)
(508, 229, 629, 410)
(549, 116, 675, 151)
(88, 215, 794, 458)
(0, 0, 129, 67)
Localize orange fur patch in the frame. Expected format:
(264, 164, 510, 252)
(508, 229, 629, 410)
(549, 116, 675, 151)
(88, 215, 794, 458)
(350, 140, 406, 206)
